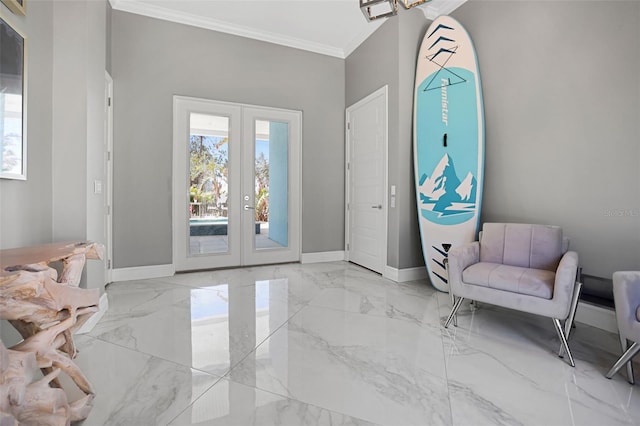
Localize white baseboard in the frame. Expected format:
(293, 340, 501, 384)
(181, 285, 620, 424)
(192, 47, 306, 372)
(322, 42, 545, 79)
(575, 301, 617, 333)
(384, 266, 428, 283)
(76, 293, 109, 335)
(111, 264, 175, 282)
(301, 251, 345, 264)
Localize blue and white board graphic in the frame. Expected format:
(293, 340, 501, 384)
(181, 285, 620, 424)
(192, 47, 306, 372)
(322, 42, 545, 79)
(413, 15, 484, 292)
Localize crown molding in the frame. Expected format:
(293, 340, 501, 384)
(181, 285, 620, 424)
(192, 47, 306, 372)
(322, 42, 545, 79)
(419, 0, 468, 20)
(109, 0, 346, 58)
(108, 0, 467, 59)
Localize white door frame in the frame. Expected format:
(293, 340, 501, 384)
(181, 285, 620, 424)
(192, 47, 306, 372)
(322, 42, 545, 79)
(345, 85, 388, 275)
(173, 97, 242, 271)
(241, 106, 302, 266)
(172, 96, 301, 271)
(105, 71, 114, 283)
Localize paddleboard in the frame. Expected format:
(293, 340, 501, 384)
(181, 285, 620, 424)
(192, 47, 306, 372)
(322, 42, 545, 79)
(413, 15, 484, 292)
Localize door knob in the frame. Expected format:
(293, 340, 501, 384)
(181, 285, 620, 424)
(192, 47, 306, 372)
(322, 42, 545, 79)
(371, 204, 382, 209)
(244, 205, 255, 210)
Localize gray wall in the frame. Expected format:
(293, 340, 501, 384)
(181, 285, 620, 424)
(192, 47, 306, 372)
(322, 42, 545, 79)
(106, 1, 112, 74)
(346, 9, 428, 270)
(1, 0, 108, 343)
(0, 0, 636, 293)
(52, 2, 88, 241)
(0, 0, 54, 347)
(397, 10, 430, 269)
(111, 11, 346, 268)
(0, 1, 53, 248)
(52, 0, 107, 289)
(85, 0, 108, 286)
(453, 0, 640, 277)
(347, 0, 640, 277)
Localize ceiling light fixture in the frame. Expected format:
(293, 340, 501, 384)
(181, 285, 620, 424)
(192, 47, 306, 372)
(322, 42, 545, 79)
(360, 0, 432, 22)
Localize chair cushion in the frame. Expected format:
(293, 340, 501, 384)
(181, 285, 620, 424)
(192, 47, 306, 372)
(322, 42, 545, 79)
(462, 262, 555, 299)
(479, 223, 563, 272)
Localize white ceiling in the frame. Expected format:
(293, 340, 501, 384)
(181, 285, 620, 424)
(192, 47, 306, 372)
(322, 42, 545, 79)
(109, 0, 467, 58)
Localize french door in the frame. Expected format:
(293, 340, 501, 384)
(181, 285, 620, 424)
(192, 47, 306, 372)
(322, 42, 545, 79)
(173, 97, 301, 271)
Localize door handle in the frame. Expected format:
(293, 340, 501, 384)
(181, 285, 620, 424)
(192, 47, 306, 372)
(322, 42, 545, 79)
(371, 204, 382, 209)
(244, 205, 255, 210)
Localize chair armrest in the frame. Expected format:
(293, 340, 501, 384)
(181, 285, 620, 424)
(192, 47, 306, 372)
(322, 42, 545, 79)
(448, 241, 479, 295)
(613, 271, 640, 342)
(552, 250, 579, 318)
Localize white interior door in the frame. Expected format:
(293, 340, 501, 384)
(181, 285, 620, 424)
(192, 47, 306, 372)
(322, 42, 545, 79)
(345, 86, 388, 274)
(173, 97, 300, 271)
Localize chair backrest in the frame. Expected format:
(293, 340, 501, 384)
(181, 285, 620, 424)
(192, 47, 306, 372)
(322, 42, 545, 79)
(479, 223, 564, 271)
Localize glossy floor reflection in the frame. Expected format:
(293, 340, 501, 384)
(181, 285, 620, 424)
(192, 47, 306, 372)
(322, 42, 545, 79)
(76, 262, 640, 425)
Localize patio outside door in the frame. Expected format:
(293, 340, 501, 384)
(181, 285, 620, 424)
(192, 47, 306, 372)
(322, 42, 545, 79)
(173, 97, 301, 271)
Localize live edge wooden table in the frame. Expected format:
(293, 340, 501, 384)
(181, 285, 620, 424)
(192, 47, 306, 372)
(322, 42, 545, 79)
(0, 241, 103, 425)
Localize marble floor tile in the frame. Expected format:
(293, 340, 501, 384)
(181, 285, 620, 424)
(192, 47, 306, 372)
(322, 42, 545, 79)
(158, 261, 350, 291)
(226, 305, 452, 426)
(90, 279, 309, 376)
(168, 379, 380, 426)
(309, 274, 440, 325)
(442, 304, 640, 426)
(69, 336, 219, 426)
(72, 261, 640, 426)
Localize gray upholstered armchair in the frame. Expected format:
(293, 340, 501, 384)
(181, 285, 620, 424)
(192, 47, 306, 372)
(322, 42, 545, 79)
(606, 271, 640, 384)
(444, 223, 582, 366)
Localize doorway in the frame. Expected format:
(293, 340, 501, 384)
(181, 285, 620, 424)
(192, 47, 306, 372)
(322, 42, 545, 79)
(345, 86, 388, 274)
(172, 97, 301, 271)
(104, 71, 113, 283)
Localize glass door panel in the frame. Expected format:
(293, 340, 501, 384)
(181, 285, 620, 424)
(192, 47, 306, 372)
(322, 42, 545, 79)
(254, 120, 289, 250)
(242, 107, 300, 266)
(174, 98, 299, 271)
(189, 113, 231, 256)
(173, 97, 241, 271)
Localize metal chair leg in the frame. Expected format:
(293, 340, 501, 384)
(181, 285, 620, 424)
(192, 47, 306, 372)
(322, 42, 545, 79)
(553, 318, 575, 367)
(606, 340, 639, 384)
(624, 338, 636, 385)
(444, 296, 464, 328)
(559, 281, 583, 358)
(449, 287, 458, 327)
